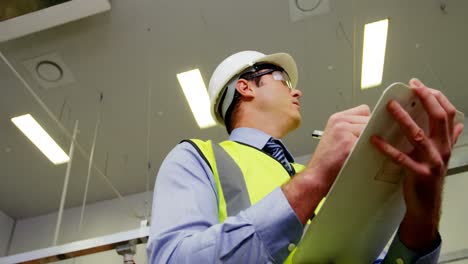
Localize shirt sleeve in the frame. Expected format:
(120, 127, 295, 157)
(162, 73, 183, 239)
(377, 231, 441, 264)
(146, 142, 304, 264)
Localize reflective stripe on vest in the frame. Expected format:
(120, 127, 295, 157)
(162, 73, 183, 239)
(211, 142, 251, 217)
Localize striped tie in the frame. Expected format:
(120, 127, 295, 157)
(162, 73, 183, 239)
(263, 138, 294, 176)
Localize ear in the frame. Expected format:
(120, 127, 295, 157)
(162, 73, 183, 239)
(235, 79, 255, 99)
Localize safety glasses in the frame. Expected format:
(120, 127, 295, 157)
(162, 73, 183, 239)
(240, 64, 293, 89)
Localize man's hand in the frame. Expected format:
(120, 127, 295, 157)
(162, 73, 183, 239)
(283, 104, 370, 224)
(307, 104, 371, 192)
(371, 78, 464, 252)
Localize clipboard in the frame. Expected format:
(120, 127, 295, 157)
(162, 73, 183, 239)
(293, 82, 465, 264)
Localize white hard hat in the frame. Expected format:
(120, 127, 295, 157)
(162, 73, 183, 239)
(208, 50, 298, 126)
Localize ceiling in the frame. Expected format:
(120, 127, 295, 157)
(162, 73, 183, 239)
(0, 0, 467, 219)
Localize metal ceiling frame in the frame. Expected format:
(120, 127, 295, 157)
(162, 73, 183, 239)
(0, 227, 149, 264)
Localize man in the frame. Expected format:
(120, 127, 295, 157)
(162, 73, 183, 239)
(147, 51, 464, 263)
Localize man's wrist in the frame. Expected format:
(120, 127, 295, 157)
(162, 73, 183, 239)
(399, 212, 439, 253)
(282, 169, 329, 225)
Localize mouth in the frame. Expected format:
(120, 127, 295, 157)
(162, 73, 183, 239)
(293, 101, 300, 107)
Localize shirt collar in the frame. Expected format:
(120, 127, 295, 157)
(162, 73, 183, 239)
(229, 127, 295, 162)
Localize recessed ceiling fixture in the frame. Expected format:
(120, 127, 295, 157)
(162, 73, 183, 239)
(36, 61, 63, 82)
(23, 52, 75, 90)
(11, 114, 69, 165)
(289, 0, 330, 22)
(177, 69, 216, 129)
(361, 18, 389, 89)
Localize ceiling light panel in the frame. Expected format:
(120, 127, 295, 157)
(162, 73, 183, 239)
(11, 114, 69, 165)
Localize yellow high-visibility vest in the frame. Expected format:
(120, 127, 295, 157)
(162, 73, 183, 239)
(186, 139, 306, 263)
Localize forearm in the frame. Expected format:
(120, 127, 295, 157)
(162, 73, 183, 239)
(281, 167, 330, 225)
(381, 178, 442, 264)
(400, 176, 442, 253)
(399, 211, 439, 253)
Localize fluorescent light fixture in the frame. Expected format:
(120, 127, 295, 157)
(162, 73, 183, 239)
(177, 69, 216, 129)
(11, 114, 69, 165)
(361, 18, 389, 89)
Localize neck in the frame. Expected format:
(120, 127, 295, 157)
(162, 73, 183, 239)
(233, 110, 294, 139)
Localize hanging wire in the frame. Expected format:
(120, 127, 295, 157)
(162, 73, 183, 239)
(77, 93, 103, 238)
(145, 62, 152, 223)
(53, 120, 79, 246)
(143, 0, 155, 225)
(0, 50, 140, 219)
(337, 21, 353, 50)
(295, 0, 323, 12)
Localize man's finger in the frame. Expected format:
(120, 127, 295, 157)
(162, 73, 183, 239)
(387, 100, 442, 164)
(342, 115, 370, 124)
(411, 80, 457, 126)
(340, 104, 371, 116)
(413, 79, 458, 143)
(370, 135, 430, 176)
(453, 123, 465, 145)
(410, 78, 461, 146)
(347, 123, 366, 137)
(429, 90, 457, 143)
(412, 86, 450, 146)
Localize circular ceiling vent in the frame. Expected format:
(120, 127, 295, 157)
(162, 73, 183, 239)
(23, 52, 76, 89)
(36, 61, 63, 82)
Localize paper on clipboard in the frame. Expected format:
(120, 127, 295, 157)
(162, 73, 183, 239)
(293, 82, 465, 264)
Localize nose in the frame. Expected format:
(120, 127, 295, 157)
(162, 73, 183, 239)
(291, 88, 302, 99)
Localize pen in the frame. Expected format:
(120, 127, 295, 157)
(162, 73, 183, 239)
(311, 130, 323, 139)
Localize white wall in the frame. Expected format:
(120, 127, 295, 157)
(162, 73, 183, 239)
(439, 171, 468, 263)
(0, 210, 14, 257)
(6, 191, 152, 263)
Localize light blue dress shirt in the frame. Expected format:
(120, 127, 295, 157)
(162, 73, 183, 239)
(147, 127, 441, 263)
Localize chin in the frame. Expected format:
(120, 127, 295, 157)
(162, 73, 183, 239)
(290, 115, 302, 130)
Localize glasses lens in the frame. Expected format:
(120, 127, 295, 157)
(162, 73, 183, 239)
(272, 71, 293, 89)
(283, 72, 292, 89)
